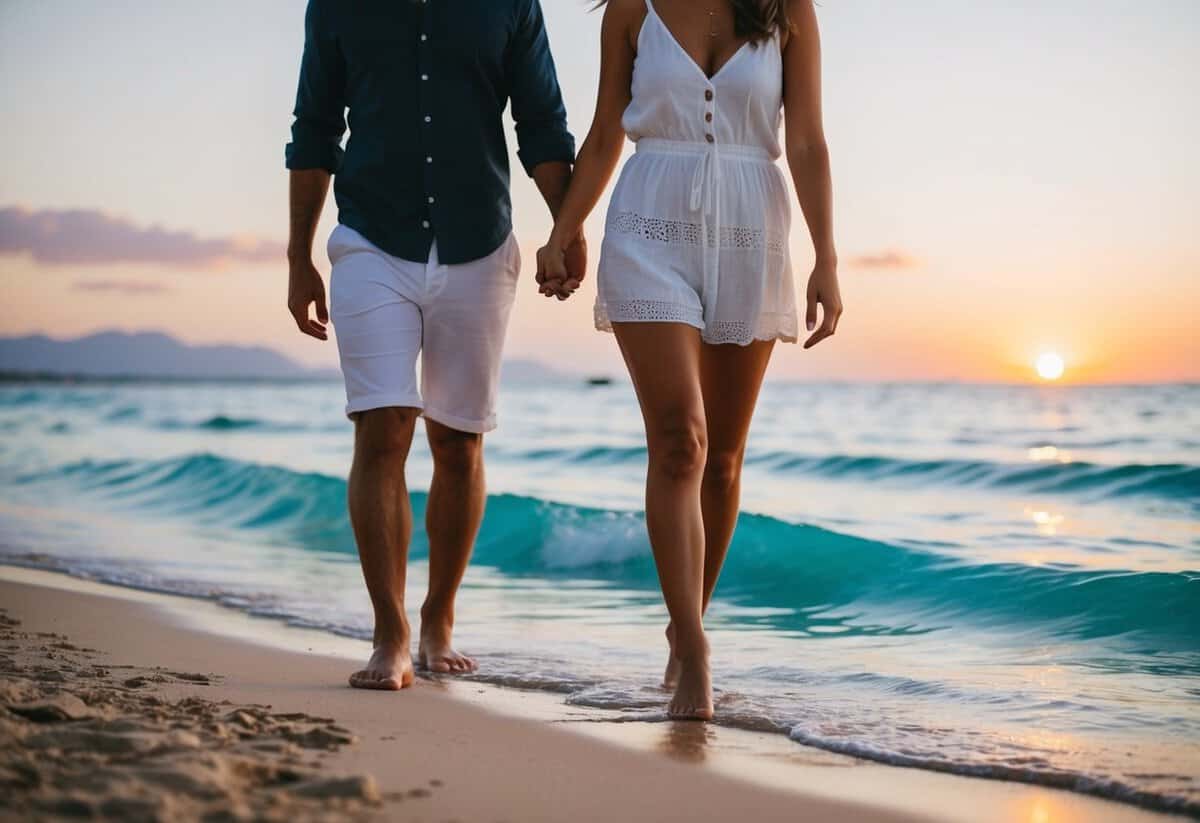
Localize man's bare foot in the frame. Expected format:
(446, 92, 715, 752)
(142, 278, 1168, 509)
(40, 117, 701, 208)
(348, 643, 414, 691)
(668, 651, 714, 721)
(663, 622, 681, 690)
(418, 618, 477, 674)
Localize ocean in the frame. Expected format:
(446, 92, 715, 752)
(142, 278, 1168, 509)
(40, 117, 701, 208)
(0, 378, 1196, 815)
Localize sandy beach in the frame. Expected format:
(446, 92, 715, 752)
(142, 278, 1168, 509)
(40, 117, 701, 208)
(0, 566, 1179, 823)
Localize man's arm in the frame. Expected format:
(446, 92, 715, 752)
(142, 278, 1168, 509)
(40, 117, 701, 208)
(507, 0, 584, 295)
(531, 161, 572, 218)
(287, 170, 331, 340)
(285, 0, 345, 340)
(530, 161, 586, 299)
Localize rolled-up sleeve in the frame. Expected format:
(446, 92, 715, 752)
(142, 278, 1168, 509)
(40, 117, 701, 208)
(507, 0, 576, 176)
(285, 0, 346, 173)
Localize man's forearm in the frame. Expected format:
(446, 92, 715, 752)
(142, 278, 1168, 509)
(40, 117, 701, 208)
(288, 169, 332, 263)
(530, 161, 573, 222)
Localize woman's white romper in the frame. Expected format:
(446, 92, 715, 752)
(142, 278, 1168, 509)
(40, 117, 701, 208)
(595, 0, 798, 345)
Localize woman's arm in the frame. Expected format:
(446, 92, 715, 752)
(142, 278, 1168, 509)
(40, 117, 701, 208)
(536, 0, 641, 300)
(783, 0, 843, 348)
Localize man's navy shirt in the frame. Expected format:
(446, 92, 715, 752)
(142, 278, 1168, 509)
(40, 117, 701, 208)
(286, 0, 575, 265)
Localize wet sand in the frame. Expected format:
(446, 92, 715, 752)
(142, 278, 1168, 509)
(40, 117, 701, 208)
(0, 567, 1177, 822)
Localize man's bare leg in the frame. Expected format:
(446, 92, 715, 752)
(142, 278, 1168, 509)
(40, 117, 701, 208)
(418, 419, 485, 673)
(347, 407, 418, 690)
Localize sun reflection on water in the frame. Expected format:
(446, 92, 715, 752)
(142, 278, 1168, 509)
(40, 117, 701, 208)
(1027, 445, 1073, 463)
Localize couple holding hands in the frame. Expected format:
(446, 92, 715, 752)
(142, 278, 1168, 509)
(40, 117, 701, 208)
(286, 0, 839, 720)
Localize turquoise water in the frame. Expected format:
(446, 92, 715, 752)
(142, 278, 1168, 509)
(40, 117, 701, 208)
(1, 379, 1197, 814)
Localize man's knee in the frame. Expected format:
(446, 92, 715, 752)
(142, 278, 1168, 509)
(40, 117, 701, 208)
(427, 423, 483, 477)
(354, 407, 419, 463)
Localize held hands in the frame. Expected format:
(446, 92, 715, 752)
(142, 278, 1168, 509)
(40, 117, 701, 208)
(803, 258, 843, 349)
(287, 258, 329, 341)
(536, 232, 587, 301)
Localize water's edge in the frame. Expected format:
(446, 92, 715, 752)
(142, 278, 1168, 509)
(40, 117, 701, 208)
(1, 562, 1187, 823)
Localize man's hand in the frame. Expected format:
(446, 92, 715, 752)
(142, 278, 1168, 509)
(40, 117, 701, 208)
(536, 232, 587, 301)
(288, 259, 330, 340)
(803, 258, 843, 349)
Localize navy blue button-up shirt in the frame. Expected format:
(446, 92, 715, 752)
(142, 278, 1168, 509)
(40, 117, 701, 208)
(286, 0, 575, 265)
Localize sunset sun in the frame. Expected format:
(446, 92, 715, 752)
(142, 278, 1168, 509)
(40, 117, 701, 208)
(1035, 352, 1066, 381)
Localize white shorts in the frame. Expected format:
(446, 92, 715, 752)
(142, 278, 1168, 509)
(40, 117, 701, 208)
(327, 224, 520, 432)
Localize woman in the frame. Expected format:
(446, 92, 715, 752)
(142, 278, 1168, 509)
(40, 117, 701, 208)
(537, 0, 840, 720)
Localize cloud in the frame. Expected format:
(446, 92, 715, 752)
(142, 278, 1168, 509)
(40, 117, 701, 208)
(0, 206, 285, 268)
(847, 250, 918, 270)
(72, 279, 173, 295)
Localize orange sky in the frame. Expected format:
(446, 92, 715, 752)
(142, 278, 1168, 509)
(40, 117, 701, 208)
(1, 1, 1197, 383)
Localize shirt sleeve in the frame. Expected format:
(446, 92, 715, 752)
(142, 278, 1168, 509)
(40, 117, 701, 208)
(285, 0, 346, 173)
(507, 0, 576, 176)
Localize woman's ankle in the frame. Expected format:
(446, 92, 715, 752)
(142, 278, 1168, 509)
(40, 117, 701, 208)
(671, 628, 709, 662)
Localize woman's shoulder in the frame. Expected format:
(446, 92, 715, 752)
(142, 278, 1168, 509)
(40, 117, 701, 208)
(598, 0, 649, 52)
(602, 0, 649, 25)
(780, 0, 816, 50)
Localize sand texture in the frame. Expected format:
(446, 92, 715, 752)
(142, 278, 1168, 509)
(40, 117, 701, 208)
(0, 607, 389, 821)
(0, 570, 1176, 823)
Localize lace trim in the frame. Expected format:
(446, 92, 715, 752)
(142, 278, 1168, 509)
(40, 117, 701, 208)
(595, 299, 702, 328)
(595, 302, 798, 346)
(609, 211, 786, 256)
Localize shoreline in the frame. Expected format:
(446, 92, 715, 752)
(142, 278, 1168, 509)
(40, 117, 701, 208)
(0, 565, 1179, 822)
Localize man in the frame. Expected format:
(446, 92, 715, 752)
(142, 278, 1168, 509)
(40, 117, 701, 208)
(285, 0, 583, 690)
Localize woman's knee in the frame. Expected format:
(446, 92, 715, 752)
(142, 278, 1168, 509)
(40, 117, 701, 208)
(648, 414, 708, 480)
(703, 448, 744, 492)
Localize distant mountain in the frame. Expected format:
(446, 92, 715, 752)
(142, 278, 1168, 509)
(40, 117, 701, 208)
(0, 331, 326, 380)
(501, 358, 571, 384)
(0, 331, 571, 383)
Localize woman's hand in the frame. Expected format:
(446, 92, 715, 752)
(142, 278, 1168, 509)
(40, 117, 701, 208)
(803, 258, 842, 349)
(536, 232, 586, 301)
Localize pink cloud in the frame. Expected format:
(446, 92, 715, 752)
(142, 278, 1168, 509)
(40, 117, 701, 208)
(848, 250, 919, 270)
(0, 206, 285, 268)
(72, 279, 173, 294)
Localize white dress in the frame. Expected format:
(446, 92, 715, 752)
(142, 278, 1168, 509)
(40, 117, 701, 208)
(595, 0, 798, 346)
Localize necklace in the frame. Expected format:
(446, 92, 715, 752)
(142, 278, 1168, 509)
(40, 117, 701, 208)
(707, 7, 718, 38)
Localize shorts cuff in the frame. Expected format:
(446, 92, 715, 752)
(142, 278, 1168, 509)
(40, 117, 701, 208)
(344, 394, 424, 419)
(422, 406, 496, 434)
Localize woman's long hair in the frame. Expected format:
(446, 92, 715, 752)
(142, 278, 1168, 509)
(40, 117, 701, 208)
(596, 1, 791, 44)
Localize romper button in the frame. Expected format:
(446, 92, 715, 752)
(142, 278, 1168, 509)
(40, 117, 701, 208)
(705, 134, 715, 144)
(704, 90, 714, 101)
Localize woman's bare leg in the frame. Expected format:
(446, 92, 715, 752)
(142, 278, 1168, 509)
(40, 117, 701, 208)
(613, 322, 713, 720)
(664, 340, 775, 690)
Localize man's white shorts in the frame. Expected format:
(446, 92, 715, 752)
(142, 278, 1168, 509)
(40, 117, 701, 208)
(327, 224, 520, 433)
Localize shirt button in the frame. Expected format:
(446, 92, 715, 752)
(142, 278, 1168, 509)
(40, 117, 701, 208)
(426, 156, 433, 163)
(704, 89, 714, 101)
(424, 115, 432, 123)
(705, 134, 715, 143)
(422, 220, 431, 229)
(421, 74, 429, 81)
(705, 113, 713, 122)
(427, 196, 435, 204)
(421, 34, 428, 41)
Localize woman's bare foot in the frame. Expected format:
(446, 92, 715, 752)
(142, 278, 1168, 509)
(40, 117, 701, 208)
(348, 643, 414, 691)
(663, 622, 681, 690)
(668, 650, 714, 721)
(417, 616, 477, 674)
